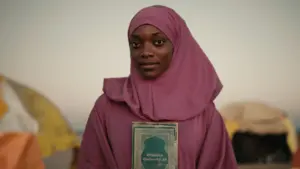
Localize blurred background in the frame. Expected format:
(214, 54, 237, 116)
(0, 0, 299, 169)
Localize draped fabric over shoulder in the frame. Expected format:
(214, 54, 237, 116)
(78, 5, 238, 169)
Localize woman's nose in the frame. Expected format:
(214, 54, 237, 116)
(140, 51, 154, 58)
(140, 43, 154, 58)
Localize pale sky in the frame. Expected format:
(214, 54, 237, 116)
(0, 0, 299, 127)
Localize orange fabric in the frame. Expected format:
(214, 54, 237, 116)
(293, 148, 300, 168)
(0, 132, 45, 169)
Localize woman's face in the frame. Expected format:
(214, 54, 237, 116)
(129, 24, 173, 79)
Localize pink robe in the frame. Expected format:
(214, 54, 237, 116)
(78, 95, 237, 169)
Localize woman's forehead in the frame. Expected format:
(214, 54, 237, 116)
(130, 25, 165, 38)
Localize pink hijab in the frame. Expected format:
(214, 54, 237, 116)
(103, 5, 222, 121)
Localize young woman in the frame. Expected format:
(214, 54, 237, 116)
(78, 5, 238, 169)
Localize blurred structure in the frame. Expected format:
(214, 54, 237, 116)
(220, 101, 298, 164)
(292, 147, 300, 169)
(0, 75, 80, 169)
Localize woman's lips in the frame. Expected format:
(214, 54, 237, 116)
(139, 63, 159, 69)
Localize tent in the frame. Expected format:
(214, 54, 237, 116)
(0, 75, 80, 169)
(220, 101, 298, 164)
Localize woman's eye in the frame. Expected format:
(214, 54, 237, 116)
(153, 40, 165, 46)
(131, 42, 140, 48)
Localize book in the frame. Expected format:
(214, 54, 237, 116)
(132, 122, 178, 169)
